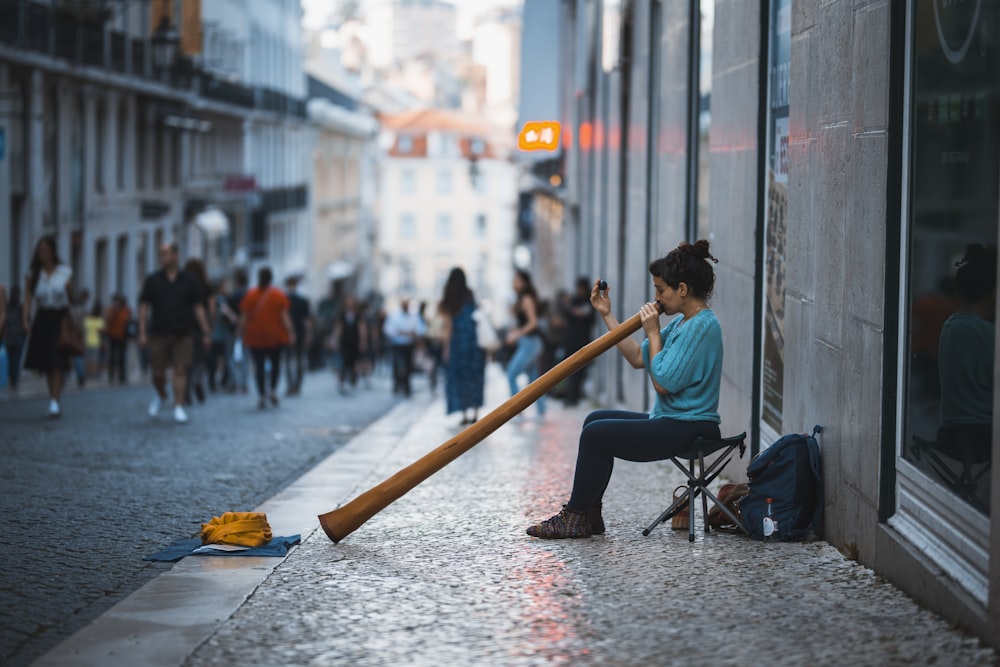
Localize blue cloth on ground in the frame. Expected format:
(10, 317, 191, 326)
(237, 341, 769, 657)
(144, 535, 301, 562)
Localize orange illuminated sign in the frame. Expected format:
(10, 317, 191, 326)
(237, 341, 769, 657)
(518, 121, 561, 152)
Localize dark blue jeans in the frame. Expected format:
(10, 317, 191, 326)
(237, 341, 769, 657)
(567, 409, 721, 510)
(4, 341, 24, 387)
(250, 346, 283, 398)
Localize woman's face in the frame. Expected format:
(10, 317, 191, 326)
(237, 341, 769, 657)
(35, 240, 54, 265)
(652, 276, 683, 315)
(513, 273, 524, 293)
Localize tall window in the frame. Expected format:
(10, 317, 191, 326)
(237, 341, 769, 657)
(400, 168, 416, 194)
(96, 99, 106, 192)
(435, 213, 452, 239)
(117, 99, 127, 190)
(398, 255, 415, 293)
(436, 168, 452, 195)
(902, 1, 999, 518)
(476, 213, 487, 238)
(136, 104, 147, 189)
(399, 212, 416, 239)
(760, 0, 791, 442)
(695, 0, 714, 241)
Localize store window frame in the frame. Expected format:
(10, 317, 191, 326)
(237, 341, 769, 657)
(886, 0, 997, 607)
(754, 0, 790, 452)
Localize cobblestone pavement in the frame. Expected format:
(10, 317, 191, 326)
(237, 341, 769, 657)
(0, 365, 401, 667)
(169, 367, 997, 667)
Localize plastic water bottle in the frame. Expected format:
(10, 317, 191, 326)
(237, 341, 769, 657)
(763, 497, 778, 542)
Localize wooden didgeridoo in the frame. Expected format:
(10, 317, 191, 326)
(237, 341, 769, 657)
(318, 307, 651, 543)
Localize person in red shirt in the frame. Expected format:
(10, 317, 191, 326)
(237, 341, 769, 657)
(104, 293, 132, 384)
(240, 267, 295, 409)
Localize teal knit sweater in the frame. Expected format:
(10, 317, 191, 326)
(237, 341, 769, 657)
(640, 309, 723, 422)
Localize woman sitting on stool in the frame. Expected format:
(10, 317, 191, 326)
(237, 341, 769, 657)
(526, 239, 724, 539)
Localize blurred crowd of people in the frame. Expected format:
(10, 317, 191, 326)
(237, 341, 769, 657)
(0, 235, 601, 423)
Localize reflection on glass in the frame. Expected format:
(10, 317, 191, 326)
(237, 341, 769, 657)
(904, 1, 999, 515)
(911, 246, 995, 512)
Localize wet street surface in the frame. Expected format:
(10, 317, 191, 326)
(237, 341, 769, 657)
(0, 368, 400, 667)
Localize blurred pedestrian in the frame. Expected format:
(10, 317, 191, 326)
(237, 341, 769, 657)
(423, 299, 446, 395)
(563, 277, 597, 405)
(207, 281, 238, 392)
(239, 267, 294, 409)
(83, 299, 104, 378)
(2, 285, 27, 393)
(226, 269, 250, 394)
(183, 258, 212, 405)
(104, 293, 132, 384)
(357, 300, 380, 386)
(22, 235, 75, 417)
(138, 243, 212, 424)
(438, 268, 486, 425)
(505, 269, 546, 418)
(383, 297, 425, 397)
(315, 287, 338, 371)
(284, 275, 311, 396)
(331, 294, 367, 394)
(69, 287, 90, 387)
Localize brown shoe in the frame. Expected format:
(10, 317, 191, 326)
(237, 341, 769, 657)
(526, 506, 593, 539)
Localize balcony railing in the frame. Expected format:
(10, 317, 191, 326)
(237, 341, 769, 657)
(257, 87, 306, 117)
(200, 74, 255, 109)
(2, 2, 308, 120)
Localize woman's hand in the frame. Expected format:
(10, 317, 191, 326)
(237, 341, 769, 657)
(639, 302, 661, 338)
(590, 279, 611, 316)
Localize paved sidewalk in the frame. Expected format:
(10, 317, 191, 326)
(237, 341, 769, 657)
(34, 365, 998, 666)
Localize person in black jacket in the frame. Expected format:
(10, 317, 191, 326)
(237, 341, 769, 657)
(138, 243, 211, 424)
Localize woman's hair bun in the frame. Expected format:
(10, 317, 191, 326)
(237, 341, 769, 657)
(689, 239, 718, 263)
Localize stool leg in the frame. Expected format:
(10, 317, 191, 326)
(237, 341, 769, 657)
(688, 461, 696, 542)
(688, 485, 696, 543)
(643, 487, 691, 536)
(699, 451, 710, 533)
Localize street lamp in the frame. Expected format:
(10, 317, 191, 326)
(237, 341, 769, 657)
(151, 17, 179, 76)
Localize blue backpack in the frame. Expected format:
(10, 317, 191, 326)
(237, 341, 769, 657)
(740, 426, 823, 541)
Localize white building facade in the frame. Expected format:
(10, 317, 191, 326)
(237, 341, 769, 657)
(0, 0, 309, 311)
(365, 0, 460, 71)
(306, 88, 379, 304)
(377, 109, 517, 324)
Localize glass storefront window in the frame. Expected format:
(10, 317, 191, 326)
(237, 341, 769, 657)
(695, 1, 714, 242)
(760, 0, 791, 443)
(903, 0, 999, 516)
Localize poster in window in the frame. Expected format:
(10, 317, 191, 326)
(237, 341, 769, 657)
(762, 0, 790, 434)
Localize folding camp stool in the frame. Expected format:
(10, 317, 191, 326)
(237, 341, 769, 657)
(911, 435, 991, 513)
(643, 432, 748, 541)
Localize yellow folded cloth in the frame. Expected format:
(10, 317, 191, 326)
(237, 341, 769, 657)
(200, 512, 273, 547)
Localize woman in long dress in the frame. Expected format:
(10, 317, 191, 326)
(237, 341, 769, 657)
(439, 268, 486, 425)
(23, 235, 75, 417)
